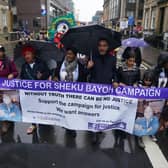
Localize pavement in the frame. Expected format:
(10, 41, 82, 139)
(0, 123, 154, 168)
(1, 123, 168, 168)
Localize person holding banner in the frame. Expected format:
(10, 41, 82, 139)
(155, 52, 168, 137)
(87, 38, 118, 145)
(0, 45, 18, 135)
(56, 47, 87, 83)
(154, 52, 168, 88)
(115, 50, 140, 148)
(55, 47, 87, 138)
(122, 47, 142, 68)
(20, 46, 50, 135)
(160, 100, 168, 133)
(134, 70, 159, 148)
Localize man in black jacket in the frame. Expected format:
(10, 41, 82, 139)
(87, 38, 118, 144)
(87, 38, 117, 84)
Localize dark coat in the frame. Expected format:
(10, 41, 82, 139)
(89, 54, 117, 84)
(56, 61, 87, 82)
(154, 67, 168, 87)
(20, 59, 50, 80)
(117, 65, 140, 86)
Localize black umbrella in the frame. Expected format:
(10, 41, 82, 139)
(14, 40, 65, 69)
(61, 24, 121, 58)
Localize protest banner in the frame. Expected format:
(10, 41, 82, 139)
(0, 79, 168, 135)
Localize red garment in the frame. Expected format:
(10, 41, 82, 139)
(54, 32, 64, 49)
(0, 58, 18, 78)
(22, 46, 35, 57)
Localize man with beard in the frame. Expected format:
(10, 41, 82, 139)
(87, 38, 118, 145)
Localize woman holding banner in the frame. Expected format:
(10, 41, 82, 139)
(155, 52, 168, 136)
(115, 50, 140, 149)
(0, 45, 18, 136)
(122, 47, 142, 68)
(55, 47, 87, 138)
(20, 46, 50, 135)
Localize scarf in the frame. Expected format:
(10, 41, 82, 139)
(63, 58, 78, 82)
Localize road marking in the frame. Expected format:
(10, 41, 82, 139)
(143, 136, 168, 168)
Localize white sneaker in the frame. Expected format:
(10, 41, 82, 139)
(150, 135, 157, 142)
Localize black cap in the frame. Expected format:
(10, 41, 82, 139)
(0, 45, 5, 52)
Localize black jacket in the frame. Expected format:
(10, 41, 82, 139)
(20, 59, 50, 80)
(117, 65, 140, 86)
(89, 54, 117, 84)
(154, 67, 168, 87)
(55, 61, 87, 82)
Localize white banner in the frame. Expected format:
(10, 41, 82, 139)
(20, 90, 138, 133)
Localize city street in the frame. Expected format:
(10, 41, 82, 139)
(0, 0, 168, 168)
(0, 123, 153, 168)
(0, 42, 166, 168)
(0, 122, 168, 168)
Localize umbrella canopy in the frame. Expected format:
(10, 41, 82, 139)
(122, 38, 148, 47)
(14, 40, 65, 69)
(61, 24, 121, 57)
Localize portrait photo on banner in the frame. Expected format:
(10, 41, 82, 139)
(133, 99, 165, 136)
(0, 90, 22, 122)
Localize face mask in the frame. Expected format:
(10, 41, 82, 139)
(3, 96, 11, 105)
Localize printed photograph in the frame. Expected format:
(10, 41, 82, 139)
(0, 90, 22, 122)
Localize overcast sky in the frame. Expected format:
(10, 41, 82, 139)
(73, 0, 104, 22)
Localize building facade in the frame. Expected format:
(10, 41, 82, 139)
(46, 0, 67, 26)
(143, 0, 168, 37)
(0, 0, 9, 33)
(92, 11, 103, 24)
(103, 0, 144, 28)
(143, 0, 159, 36)
(158, 0, 168, 36)
(58, 0, 74, 13)
(9, 0, 70, 32)
(109, 0, 121, 29)
(103, 0, 110, 27)
(120, 0, 144, 24)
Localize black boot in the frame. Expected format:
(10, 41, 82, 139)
(66, 129, 77, 138)
(91, 132, 101, 145)
(136, 137, 145, 149)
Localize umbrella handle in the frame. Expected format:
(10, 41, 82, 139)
(90, 50, 93, 61)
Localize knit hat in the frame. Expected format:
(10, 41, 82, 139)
(0, 45, 5, 52)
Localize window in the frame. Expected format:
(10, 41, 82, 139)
(2, 14, 7, 27)
(128, 0, 136, 3)
(144, 10, 149, 29)
(151, 8, 156, 29)
(33, 18, 41, 28)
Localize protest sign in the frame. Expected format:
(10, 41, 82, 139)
(0, 79, 168, 135)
